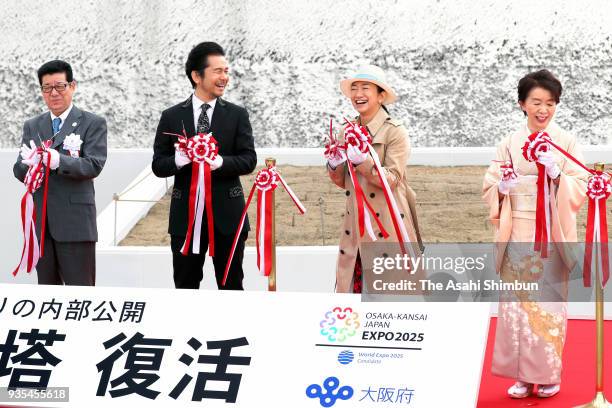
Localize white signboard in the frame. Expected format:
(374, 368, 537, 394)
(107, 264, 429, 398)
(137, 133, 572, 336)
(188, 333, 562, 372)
(0, 284, 490, 407)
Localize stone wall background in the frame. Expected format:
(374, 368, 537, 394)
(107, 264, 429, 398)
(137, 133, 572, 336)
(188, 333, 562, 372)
(1, 0, 611, 148)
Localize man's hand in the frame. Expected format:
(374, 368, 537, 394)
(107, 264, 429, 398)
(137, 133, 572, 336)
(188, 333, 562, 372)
(20, 140, 41, 167)
(42, 148, 60, 170)
(174, 150, 191, 169)
(205, 155, 223, 171)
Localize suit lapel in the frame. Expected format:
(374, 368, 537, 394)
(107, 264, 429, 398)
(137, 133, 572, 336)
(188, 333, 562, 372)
(52, 106, 83, 149)
(209, 97, 226, 139)
(36, 113, 53, 145)
(178, 97, 196, 137)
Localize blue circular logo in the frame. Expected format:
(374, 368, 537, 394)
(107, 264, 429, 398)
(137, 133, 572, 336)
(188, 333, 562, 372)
(337, 350, 354, 365)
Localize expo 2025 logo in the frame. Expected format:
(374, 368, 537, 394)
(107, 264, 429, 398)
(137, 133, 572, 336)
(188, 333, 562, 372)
(320, 307, 360, 342)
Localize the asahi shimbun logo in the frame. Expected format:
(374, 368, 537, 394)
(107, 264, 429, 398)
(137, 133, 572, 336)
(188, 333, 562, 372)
(319, 307, 360, 342)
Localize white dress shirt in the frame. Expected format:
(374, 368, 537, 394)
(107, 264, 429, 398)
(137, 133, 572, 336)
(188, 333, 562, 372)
(50, 103, 73, 131)
(192, 94, 216, 133)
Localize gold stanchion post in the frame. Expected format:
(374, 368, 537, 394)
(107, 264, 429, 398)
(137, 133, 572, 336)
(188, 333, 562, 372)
(576, 162, 610, 408)
(265, 158, 277, 292)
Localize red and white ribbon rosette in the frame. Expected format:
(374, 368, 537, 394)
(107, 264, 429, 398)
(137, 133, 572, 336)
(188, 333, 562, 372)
(343, 118, 414, 257)
(13, 140, 52, 276)
(165, 130, 218, 256)
(493, 148, 519, 182)
(499, 152, 518, 181)
(343, 120, 371, 154)
(584, 172, 611, 287)
(324, 119, 389, 241)
(222, 166, 306, 285)
(522, 131, 553, 258)
(521, 130, 611, 286)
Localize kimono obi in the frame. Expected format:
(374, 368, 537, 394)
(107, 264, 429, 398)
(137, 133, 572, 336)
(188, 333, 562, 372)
(509, 175, 538, 219)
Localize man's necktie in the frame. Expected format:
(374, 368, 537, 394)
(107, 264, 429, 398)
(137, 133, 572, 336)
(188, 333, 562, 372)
(52, 117, 62, 135)
(197, 103, 211, 134)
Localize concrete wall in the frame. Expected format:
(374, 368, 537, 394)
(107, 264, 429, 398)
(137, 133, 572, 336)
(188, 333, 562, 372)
(1, 0, 612, 149)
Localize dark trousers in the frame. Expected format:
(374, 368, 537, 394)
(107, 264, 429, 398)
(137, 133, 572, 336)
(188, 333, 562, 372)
(36, 222, 96, 286)
(171, 229, 246, 290)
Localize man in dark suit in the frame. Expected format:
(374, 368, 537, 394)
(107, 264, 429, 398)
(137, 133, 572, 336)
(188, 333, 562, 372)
(152, 42, 257, 290)
(13, 60, 107, 285)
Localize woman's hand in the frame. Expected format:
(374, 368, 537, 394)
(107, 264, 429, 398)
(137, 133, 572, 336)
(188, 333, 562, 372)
(327, 149, 347, 170)
(537, 150, 561, 179)
(498, 178, 518, 195)
(346, 144, 367, 165)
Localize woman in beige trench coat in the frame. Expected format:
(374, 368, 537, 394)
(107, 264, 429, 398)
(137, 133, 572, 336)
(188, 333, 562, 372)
(327, 65, 422, 293)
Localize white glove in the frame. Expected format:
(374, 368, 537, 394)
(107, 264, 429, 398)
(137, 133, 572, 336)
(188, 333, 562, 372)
(20, 140, 41, 167)
(537, 150, 561, 179)
(42, 148, 60, 170)
(205, 155, 223, 171)
(174, 150, 191, 169)
(498, 178, 519, 195)
(346, 144, 368, 165)
(327, 150, 346, 170)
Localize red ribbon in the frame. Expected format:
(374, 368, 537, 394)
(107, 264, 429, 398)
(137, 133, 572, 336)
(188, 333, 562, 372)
(40, 152, 51, 256)
(548, 141, 611, 287)
(343, 119, 412, 257)
(324, 118, 341, 158)
(346, 160, 389, 240)
(222, 167, 305, 286)
(253, 169, 278, 275)
(13, 140, 51, 276)
(165, 131, 218, 257)
(325, 118, 392, 243)
(522, 131, 554, 258)
(522, 130, 611, 286)
(584, 173, 611, 287)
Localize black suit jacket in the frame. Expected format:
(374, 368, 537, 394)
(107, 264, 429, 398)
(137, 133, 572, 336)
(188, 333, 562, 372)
(152, 96, 257, 236)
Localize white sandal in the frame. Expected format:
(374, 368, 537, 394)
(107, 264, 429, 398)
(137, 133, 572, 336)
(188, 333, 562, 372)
(507, 381, 534, 398)
(537, 384, 560, 398)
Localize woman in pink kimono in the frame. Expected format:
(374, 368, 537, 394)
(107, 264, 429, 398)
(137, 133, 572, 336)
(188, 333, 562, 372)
(483, 69, 588, 398)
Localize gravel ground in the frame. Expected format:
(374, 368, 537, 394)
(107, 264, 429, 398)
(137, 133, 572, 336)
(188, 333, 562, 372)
(120, 165, 599, 246)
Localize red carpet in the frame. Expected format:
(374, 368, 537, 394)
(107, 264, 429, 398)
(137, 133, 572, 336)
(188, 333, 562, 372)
(478, 317, 612, 407)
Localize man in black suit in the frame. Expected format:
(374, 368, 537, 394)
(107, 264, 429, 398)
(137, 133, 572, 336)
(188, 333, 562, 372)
(152, 42, 256, 290)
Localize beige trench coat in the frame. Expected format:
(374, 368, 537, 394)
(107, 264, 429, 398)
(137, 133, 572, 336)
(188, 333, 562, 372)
(328, 108, 422, 293)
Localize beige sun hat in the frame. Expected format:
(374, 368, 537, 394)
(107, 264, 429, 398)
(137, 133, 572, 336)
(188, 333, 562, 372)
(340, 64, 398, 105)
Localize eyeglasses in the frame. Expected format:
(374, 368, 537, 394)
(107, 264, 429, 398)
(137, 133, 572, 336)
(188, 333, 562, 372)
(41, 82, 72, 93)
